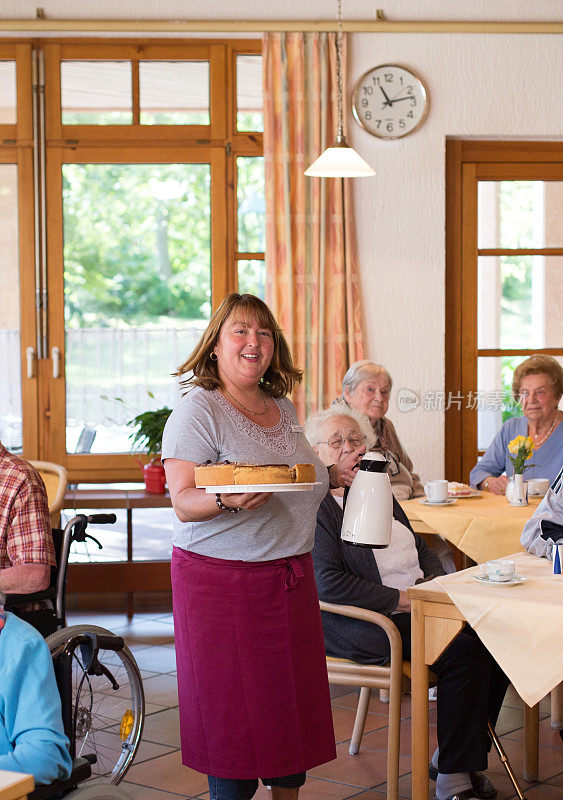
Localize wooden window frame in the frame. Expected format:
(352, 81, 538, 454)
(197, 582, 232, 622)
(5, 38, 263, 479)
(445, 140, 563, 482)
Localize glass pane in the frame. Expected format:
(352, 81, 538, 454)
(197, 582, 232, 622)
(139, 61, 210, 125)
(236, 55, 263, 132)
(0, 164, 22, 451)
(61, 61, 132, 125)
(67, 490, 173, 563)
(478, 181, 563, 248)
(237, 156, 265, 252)
(478, 255, 563, 349)
(477, 355, 563, 450)
(62, 163, 211, 454)
(238, 259, 266, 299)
(0, 61, 16, 124)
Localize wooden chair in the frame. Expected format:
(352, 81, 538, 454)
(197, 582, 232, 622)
(320, 601, 407, 800)
(321, 601, 529, 800)
(28, 460, 68, 526)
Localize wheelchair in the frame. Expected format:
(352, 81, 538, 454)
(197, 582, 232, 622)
(6, 514, 145, 799)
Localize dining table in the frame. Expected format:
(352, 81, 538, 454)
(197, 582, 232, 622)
(402, 491, 542, 563)
(0, 770, 33, 800)
(407, 551, 563, 800)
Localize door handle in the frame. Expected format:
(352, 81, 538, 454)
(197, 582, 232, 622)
(26, 346, 36, 379)
(51, 346, 61, 378)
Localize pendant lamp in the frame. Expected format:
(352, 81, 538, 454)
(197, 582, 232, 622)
(305, 0, 375, 178)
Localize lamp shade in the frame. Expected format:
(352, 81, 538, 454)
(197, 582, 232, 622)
(305, 138, 376, 178)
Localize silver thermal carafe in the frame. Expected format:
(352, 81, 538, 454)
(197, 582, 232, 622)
(341, 451, 393, 548)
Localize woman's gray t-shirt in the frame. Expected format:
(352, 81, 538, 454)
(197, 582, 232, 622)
(161, 387, 329, 561)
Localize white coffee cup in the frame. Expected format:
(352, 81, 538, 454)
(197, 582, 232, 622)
(424, 479, 449, 503)
(481, 559, 516, 582)
(527, 478, 550, 497)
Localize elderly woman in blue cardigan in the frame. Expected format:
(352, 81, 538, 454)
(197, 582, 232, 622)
(0, 594, 72, 784)
(470, 355, 563, 494)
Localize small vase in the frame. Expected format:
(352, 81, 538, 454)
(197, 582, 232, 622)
(506, 473, 528, 506)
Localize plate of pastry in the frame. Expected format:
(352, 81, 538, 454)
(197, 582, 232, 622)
(195, 462, 321, 492)
(448, 482, 482, 498)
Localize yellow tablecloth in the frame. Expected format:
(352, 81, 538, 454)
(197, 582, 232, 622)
(436, 552, 563, 707)
(403, 492, 542, 563)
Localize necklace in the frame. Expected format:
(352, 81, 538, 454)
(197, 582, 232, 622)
(222, 386, 269, 416)
(528, 412, 560, 448)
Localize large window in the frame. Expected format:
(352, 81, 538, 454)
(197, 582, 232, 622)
(0, 41, 265, 481)
(446, 142, 563, 481)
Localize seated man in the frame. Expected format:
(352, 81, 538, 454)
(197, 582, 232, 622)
(0, 442, 56, 631)
(0, 593, 72, 783)
(307, 407, 509, 800)
(521, 465, 563, 559)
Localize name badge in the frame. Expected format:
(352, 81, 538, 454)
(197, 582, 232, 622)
(291, 424, 305, 433)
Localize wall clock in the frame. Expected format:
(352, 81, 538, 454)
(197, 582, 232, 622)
(352, 64, 429, 139)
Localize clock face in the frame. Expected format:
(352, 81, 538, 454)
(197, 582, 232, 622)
(352, 64, 428, 139)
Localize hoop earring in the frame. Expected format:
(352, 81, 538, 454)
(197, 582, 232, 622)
(209, 352, 218, 362)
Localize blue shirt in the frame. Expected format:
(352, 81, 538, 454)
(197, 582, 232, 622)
(469, 416, 563, 488)
(0, 612, 72, 783)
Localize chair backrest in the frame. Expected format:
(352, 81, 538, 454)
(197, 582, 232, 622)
(28, 460, 68, 526)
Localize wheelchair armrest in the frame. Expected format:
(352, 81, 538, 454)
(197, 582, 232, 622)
(5, 587, 56, 606)
(27, 756, 92, 800)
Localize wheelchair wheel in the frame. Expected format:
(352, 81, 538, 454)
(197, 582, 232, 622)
(46, 624, 144, 785)
(63, 785, 132, 799)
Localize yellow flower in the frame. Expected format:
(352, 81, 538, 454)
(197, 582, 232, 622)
(508, 435, 533, 455)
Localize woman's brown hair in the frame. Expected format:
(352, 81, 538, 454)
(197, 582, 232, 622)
(512, 353, 563, 402)
(175, 293, 302, 398)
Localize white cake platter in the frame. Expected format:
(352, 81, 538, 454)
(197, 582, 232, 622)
(203, 482, 323, 493)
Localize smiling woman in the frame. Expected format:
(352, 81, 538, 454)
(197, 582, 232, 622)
(160, 293, 364, 800)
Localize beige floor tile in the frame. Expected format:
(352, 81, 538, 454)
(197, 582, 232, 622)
(488, 737, 563, 782)
(519, 783, 563, 799)
(122, 779, 189, 798)
(125, 749, 209, 795)
(332, 689, 416, 721)
(134, 645, 177, 672)
(504, 716, 563, 748)
(129, 737, 178, 765)
(544, 770, 563, 787)
(309, 741, 411, 788)
(361, 719, 438, 757)
(120, 619, 176, 645)
(141, 673, 180, 707)
(331, 705, 388, 744)
(142, 707, 181, 747)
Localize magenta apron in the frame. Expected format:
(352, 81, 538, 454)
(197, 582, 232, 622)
(171, 546, 336, 779)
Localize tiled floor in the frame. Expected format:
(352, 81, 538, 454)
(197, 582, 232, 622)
(66, 609, 563, 800)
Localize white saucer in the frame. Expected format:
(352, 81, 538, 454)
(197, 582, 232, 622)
(203, 482, 322, 493)
(473, 574, 528, 587)
(417, 498, 458, 507)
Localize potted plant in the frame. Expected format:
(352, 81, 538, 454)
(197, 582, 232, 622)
(127, 404, 172, 494)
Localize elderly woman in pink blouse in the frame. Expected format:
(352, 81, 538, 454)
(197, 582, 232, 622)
(334, 360, 423, 501)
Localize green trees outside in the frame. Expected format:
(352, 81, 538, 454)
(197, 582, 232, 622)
(62, 162, 212, 328)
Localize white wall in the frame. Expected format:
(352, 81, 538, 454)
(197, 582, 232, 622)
(3, 1, 563, 481)
(349, 31, 563, 481)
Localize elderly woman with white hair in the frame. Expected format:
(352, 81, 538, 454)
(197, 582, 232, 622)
(306, 407, 509, 800)
(334, 360, 423, 500)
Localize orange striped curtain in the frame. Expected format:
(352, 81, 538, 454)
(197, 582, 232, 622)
(263, 32, 364, 422)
